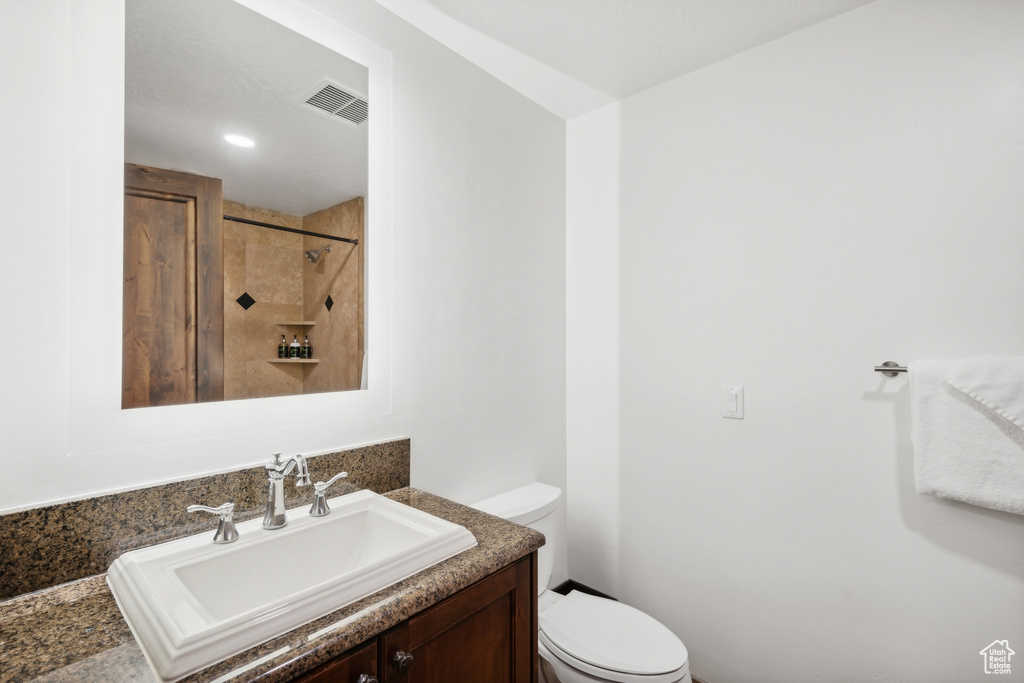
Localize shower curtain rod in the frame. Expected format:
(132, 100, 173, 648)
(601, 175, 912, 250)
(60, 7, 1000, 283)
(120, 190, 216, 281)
(223, 215, 359, 245)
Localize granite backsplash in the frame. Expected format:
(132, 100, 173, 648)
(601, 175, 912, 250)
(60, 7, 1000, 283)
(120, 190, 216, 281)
(0, 439, 410, 600)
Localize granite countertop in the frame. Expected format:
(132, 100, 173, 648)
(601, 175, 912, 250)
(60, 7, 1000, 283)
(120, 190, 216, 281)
(0, 488, 544, 683)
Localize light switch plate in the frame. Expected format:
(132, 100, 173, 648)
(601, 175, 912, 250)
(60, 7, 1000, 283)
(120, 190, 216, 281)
(723, 385, 744, 419)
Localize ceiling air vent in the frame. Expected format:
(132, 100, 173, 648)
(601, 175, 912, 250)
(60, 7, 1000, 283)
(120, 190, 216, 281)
(301, 80, 368, 125)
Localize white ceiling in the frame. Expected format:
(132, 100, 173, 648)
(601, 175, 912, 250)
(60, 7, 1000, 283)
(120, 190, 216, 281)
(375, 0, 876, 118)
(125, 0, 876, 213)
(125, 0, 368, 217)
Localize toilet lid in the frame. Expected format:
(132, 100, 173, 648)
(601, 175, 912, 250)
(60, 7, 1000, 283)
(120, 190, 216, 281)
(539, 591, 687, 675)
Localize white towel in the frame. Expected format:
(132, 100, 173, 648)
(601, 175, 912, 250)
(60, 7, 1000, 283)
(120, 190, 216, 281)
(945, 356, 1024, 430)
(911, 358, 1024, 515)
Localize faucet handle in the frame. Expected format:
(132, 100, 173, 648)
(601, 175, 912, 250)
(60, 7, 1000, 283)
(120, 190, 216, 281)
(266, 452, 311, 486)
(187, 502, 239, 544)
(309, 472, 348, 517)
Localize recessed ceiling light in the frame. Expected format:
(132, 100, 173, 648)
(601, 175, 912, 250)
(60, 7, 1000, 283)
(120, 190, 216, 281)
(224, 134, 255, 147)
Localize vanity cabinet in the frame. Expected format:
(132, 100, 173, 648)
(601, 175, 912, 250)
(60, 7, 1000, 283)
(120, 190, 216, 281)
(293, 641, 376, 683)
(294, 555, 536, 683)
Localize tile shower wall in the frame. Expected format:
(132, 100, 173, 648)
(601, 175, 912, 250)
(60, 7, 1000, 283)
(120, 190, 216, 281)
(222, 197, 364, 400)
(303, 197, 364, 394)
(223, 200, 306, 399)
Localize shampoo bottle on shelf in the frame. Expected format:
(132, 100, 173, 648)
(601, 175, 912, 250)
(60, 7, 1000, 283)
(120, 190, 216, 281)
(278, 335, 287, 359)
(290, 335, 300, 359)
(302, 335, 312, 359)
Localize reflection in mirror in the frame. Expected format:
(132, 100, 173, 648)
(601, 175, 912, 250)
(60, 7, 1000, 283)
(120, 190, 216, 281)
(123, 0, 368, 409)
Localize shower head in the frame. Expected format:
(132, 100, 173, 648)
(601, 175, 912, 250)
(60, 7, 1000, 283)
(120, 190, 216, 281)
(305, 245, 331, 264)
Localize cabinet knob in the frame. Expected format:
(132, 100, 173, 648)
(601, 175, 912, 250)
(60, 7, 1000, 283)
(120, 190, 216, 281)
(356, 676, 378, 683)
(391, 651, 414, 674)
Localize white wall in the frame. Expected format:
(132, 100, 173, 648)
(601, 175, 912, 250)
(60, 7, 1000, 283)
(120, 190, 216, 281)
(305, 0, 568, 508)
(566, 102, 623, 593)
(1, 1, 74, 506)
(568, 1, 1024, 680)
(1, 0, 567, 586)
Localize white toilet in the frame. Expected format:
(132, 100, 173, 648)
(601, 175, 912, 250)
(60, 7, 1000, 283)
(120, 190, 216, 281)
(473, 483, 691, 683)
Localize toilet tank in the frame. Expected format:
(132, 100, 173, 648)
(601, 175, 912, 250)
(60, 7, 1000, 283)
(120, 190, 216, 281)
(472, 482, 561, 596)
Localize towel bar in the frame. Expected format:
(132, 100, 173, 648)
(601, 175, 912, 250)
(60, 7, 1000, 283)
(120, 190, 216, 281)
(874, 361, 908, 377)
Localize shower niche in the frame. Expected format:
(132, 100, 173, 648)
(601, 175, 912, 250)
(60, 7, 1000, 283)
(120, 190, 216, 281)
(269, 322, 319, 365)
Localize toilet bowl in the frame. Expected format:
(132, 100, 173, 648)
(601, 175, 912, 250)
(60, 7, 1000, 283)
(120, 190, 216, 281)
(472, 483, 691, 683)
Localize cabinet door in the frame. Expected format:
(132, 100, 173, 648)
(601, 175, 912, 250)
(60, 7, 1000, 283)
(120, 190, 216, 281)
(292, 639, 377, 683)
(379, 555, 536, 683)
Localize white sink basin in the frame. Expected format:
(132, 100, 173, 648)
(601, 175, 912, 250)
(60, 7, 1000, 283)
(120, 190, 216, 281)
(107, 490, 477, 681)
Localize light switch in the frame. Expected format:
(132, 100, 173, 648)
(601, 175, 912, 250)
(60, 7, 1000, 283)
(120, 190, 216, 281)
(723, 385, 744, 419)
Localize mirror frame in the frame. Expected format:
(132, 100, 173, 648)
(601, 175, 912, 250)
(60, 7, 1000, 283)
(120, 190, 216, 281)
(68, 0, 393, 464)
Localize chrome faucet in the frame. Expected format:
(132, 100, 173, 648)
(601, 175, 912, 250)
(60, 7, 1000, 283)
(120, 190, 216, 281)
(263, 452, 311, 530)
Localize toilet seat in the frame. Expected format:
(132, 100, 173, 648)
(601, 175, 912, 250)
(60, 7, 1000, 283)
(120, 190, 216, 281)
(539, 591, 688, 683)
(539, 637, 689, 683)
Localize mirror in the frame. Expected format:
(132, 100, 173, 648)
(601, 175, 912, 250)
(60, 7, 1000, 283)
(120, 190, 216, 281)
(123, 0, 368, 408)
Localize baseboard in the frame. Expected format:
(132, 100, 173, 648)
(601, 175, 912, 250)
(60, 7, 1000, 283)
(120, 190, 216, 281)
(550, 579, 618, 601)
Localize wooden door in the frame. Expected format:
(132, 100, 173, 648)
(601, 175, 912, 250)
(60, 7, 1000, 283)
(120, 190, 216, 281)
(123, 164, 223, 408)
(379, 556, 536, 683)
